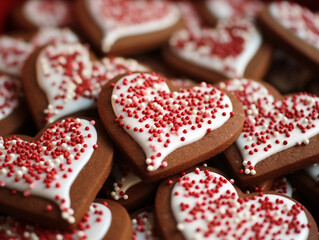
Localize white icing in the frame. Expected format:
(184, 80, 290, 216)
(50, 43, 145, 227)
(170, 18, 262, 78)
(171, 170, 309, 240)
(111, 162, 141, 201)
(221, 79, 319, 175)
(0, 37, 33, 76)
(0, 202, 111, 239)
(111, 73, 232, 171)
(37, 43, 147, 124)
(205, 0, 264, 20)
(305, 163, 319, 183)
(132, 210, 158, 240)
(0, 75, 20, 120)
(86, 0, 181, 52)
(0, 118, 97, 213)
(31, 28, 79, 47)
(23, 0, 70, 28)
(269, 1, 319, 49)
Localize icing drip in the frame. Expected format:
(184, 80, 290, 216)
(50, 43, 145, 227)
(86, 0, 181, 52)
(23, 0, 71, 28)
(221, 79, 319, 175)
(132, 210, 158, 240)
(111, 73, 233, 171)
(171, 169, 309, 240)
(0, 75, 21, 120)
(269, 1, 319, 49)
(37, 43, 147, 124)
(0, 117, 97, 223)
(205, 0, 264, 20)
(170, 18, 261, 78)
(0, 202, 111, 240)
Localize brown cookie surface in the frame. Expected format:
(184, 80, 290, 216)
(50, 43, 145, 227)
(98, 72, 244, 182)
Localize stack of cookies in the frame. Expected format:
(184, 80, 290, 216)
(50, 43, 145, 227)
(0, 0, 318, 239)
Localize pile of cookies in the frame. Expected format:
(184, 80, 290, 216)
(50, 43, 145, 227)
(0, 0, 318, 239)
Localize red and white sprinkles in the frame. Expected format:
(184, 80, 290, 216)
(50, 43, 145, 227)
(0, 202, 111, 240)
(0, 117, 97, 223)
(111, 161, 141, 201)
(111, 73, 233, 171)
(86, 0, 180, 52)
(220, 79, 319, 175)
(271, 177, 293, 197)
(23, 0, 71, 28)
(0, 75, 21, 120)
(132, 210, 158, 240)
(169, 18, 261, 78)
(0, 28, 78, 77)
(171, 169, 310, 239)
(37, 43, 147, 124)
(205, 0, 264, 20)
(269, 1, 319, 49)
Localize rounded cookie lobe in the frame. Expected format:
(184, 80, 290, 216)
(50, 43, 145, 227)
(155, 167, 318, 240)
(98, 72, 244, 182)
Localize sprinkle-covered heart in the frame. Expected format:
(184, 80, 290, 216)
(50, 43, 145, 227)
(85, 0, 181, 52)
(168, 18, 261, 79)
(34, 43, 147, 125)
(221, 79, 319, 176)
(111, 73, 233, 172)
(171, 168, 313, 240)
(0, 117, 98, 224)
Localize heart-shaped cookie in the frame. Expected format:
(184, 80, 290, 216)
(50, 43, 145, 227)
(0, 28, 79, 77)
(0, 74, 28, 136)
(0, 199, 131, 240)
(163, 18, 272, 83)
(98, 72, 244, 182)
(0, 117, 113, 230)
(22, 42, 148, 129)
(220, 79, 319, 186)
(259, 1, 319, 70)
(11, 0, 72, 31)
(155, 167, 318, 240)
(74, 0, 183, 55)
(197, 0, 264, 26)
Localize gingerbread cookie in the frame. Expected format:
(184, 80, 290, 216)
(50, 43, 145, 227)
(0, 199, 131, 240)
(258, 1, 319, 70)
(155, 166, 318, 240)
(11, 0, 72, 31)
(270, 177, 293, 197)
(98, 72, 244, 182)
(74, 0, 183, 55)
(220, 78, 319, 186)
(0, 74, 28, 136)
(131, 208, 158, 240)
(197, 0, 264, 26)
(103, 156, 158, 211)
(163, 18, 272, 83)
(22, 42, 148, 129)
(0, 28, 79, 77)
(0, 117, 114, 230)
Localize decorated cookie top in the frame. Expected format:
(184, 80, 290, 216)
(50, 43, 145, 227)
(0, 28, 78, 77)
(111, 73, 234, 171)
(86, 0, 181, 52)
(0, 75, 21, 120)
(0, 202, 111, 239)
(0, 117, 98, 223)
(220, 79, 319, 175)
(111, 160, 141, 201)
(271, 177, 293, 197)
(305, 164, 319, 185)
(37, 43, 147, 124)
(23, 0, 71, 28)
(132, 210, 158, 240)
(269, 1, 319, 49)
(169, 18, 261, 78)
(171, 168, 310, 239)
(176, 1, 204, 31)
(205, 0, 264, 20)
